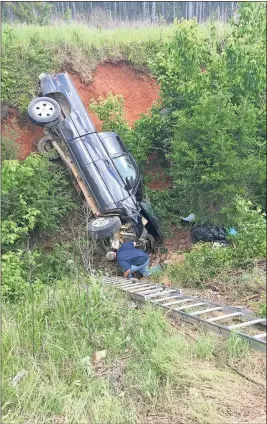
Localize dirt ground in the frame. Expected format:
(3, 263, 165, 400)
(71, 61, 160, 130)
(1, 61, 160, 159)
(1, 113, 44, 160)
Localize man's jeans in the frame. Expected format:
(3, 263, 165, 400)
(129, 258, 150, 278)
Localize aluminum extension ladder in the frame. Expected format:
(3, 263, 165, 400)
(103, 276, 266, 353)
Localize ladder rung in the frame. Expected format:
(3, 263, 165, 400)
(146, 290, 176, 299)
(115, 280, 146, 286)
(175, 302, 206, 311)
(101, 276, 266, 353)
(137, 288, 164, 295)
(129, 283, 160, 289)
(190, 306, 222, 316)
(253, 332, 266, 339)
(152, 294, 182, 303)
(110, 281, 133, 286)
(164, 298, 192, 306)
(228, 319, 266, 330)
(122, 283, 153, 290)
(207, 312, 242, 322)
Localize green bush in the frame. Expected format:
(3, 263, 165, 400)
(2, 244, 78, 302)
(4, 2, 54, 25)
(1, 154, 78, 301)
(168, 93, 265, 223)
(167, 198, 266, 287)
(149, 3, 266, 223)
(89, 93, 153, 163)
(1, 249, 43, 302)
(2, 155, 76, 251)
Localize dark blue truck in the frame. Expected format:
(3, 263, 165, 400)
(28, 72, 162, 250)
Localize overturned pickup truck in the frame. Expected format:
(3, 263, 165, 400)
(28, 72, 163, 251)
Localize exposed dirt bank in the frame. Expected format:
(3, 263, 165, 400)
(72, 61, 160, 130)
(1, 62, 160, 159)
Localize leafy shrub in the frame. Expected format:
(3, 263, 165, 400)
(230, 197, 266, 267)
(1, 244, 77, 302)
(2, 155, 76, 251)
(168, 93, 266, 223)
(89, 93, 152, 162)
(149, 3, 266, 223)
(121, 39, 165, 71)
(145, 187, 178, 224)
(167, 198, 266, 287)
(1, 249, 47, 302)
(1, 153, 78, 301)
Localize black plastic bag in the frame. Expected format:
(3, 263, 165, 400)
(191, 225, 226, 243)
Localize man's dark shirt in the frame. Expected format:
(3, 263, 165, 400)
(117, 241, 149, 272)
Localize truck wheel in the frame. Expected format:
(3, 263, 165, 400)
(88, 216, 121, 239)
(37, 135, 60, 160)
(146, 233, 156, 252)
(28, 97, 61, 128)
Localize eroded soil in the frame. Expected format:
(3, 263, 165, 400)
(1, 61, 160, 159)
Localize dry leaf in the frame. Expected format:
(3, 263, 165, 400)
(92, 350, 107, 364)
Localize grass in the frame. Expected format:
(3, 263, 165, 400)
(2, 23, 175, 45)
(2, 21, 229, 45)
(1, 20, 230, 113)
(2, 276, 266, 424)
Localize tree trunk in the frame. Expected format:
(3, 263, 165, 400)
(143, 2, 146, 19)
(152, 1, 156, 23)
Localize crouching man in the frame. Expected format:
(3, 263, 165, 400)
(106, 241, 150, 278)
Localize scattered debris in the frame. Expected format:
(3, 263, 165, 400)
(180, 213, 196, 222)
(12, 369, 27, 388)
(92, 349, 107, 364)
(212, 241, 229, 248)
(191, 225, 227, 243)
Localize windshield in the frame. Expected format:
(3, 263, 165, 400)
(113, 155, 137, 187)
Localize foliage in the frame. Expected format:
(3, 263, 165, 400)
(144, 187, 177, 225)
(257, 300, 266, 318)
(168, 93, 266, 223)
(167, 198, 266, 287)
(1, 250, 42, 302)
(6, 2, 53, 25)
(1, 154, 78, 301)
(226, 2, 266, 110)
(1, 243, 78, 302)
(150, 3, 266, 223)
(89, 93, 152, 163)
(2, 155, 76, 251)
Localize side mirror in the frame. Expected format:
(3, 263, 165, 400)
(125, 176, 134, 190)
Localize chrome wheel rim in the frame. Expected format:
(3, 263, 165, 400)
(33, 100, 55, 118)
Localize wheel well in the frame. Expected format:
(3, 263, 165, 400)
(48, 92, 71, 117)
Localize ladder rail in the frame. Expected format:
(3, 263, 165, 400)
(103, 276, 266, 353)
